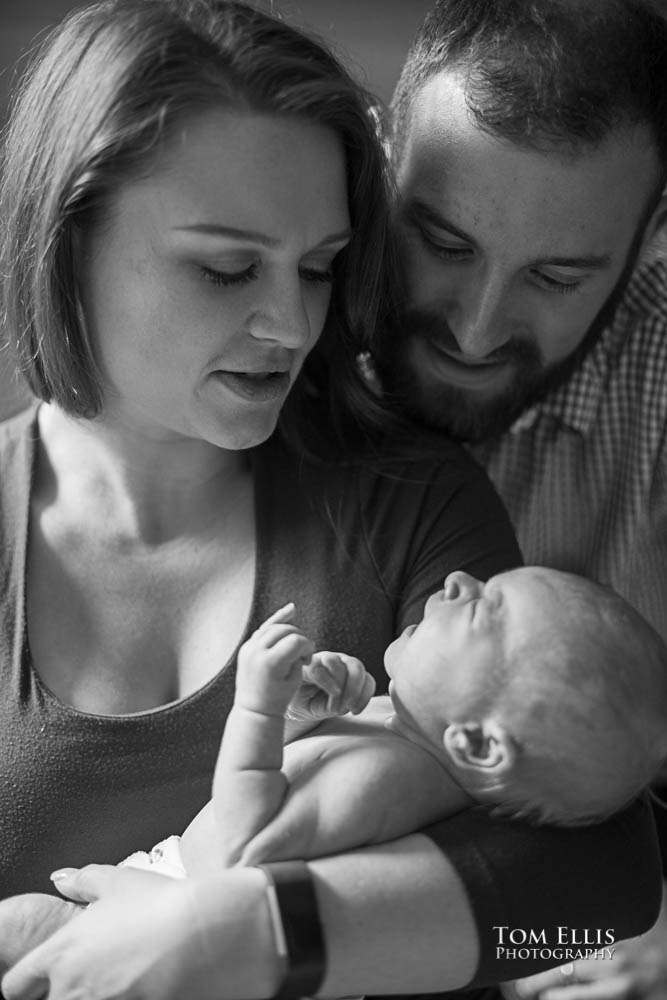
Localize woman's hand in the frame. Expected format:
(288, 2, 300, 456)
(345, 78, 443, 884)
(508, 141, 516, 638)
(503, 881, 667, 1000)
(1, 864, 280, 1000)
(0, 892, 81, 975)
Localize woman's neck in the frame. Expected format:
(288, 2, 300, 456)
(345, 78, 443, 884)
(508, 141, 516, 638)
(36, 403, 252, 546)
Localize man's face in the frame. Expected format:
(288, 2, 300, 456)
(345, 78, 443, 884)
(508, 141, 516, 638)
(387, 70, 662, 440)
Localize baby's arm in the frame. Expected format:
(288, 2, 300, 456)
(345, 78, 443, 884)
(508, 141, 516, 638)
(208, 606, 375, 868)
(211, 604, 313, 866)
(224, 702, 473, 864)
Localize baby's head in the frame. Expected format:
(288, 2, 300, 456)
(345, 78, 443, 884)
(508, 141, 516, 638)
(385, 566, 667, 825)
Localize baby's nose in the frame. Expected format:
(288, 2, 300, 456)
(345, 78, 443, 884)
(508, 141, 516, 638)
(443, 570, 481, 600)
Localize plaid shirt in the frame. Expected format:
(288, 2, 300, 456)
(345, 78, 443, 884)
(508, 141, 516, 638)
(472, 241, 667, 642)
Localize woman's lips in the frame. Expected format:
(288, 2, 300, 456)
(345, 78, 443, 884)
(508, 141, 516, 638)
(210, 370, 291, 402)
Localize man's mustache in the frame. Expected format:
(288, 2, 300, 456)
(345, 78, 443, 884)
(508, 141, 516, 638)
(401, 307, 540, 368)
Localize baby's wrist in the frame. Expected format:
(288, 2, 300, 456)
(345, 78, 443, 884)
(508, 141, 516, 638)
(233, 694, 289, 721)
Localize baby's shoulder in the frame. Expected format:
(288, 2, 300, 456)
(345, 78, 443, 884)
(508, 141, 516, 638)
(288, 696, 435, 770)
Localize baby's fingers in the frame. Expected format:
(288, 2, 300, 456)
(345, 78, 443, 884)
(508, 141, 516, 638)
(302, 655, 343, 698)
(254, 603, 296, 635)
(268, 633, 316, 675)
(337, 659, 376, 714)
(305, 653, 375, 714)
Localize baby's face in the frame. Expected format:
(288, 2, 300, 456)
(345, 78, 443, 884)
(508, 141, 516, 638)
(384, 567, 559, 749)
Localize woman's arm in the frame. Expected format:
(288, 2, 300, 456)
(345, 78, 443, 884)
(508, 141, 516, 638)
(1, 835, 478, 1000)
(2, 796, 660, 1000)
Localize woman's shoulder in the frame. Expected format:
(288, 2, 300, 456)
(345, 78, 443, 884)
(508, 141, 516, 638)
(260, 424, 513, 532)
(0, 401, 38, 450)
(0, 401, 38, 461)
(261, 424, 520, 562)
(268, 420, 491, 486)
(0, 405, 36, 581)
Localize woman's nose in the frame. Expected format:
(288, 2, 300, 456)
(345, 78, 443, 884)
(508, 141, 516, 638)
(248, 276, 313, 350)
(443, 570, 482, 601)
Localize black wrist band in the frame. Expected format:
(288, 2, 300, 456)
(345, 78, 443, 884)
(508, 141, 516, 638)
(257, 860, 326, 999)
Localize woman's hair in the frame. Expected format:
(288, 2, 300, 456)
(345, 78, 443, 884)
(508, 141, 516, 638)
(0, 0, 403, 456)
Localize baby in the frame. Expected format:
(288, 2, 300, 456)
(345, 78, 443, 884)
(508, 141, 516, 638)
(126, 565, 667, 877)
(2, 564, 667, 971)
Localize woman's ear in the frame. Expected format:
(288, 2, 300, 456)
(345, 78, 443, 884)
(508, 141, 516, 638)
(442, 721, 516, 776)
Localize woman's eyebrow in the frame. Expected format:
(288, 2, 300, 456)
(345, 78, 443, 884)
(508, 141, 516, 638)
(173, 223, 352, 248)
(314, 229, 353, 248)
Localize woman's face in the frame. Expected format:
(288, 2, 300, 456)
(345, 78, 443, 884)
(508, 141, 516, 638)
(78, 109, 351, 449)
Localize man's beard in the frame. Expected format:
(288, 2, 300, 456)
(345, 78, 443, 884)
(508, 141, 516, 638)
(376, 251, 638, 444)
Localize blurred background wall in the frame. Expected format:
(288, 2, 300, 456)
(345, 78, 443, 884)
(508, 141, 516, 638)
(0, 0, 434, 419)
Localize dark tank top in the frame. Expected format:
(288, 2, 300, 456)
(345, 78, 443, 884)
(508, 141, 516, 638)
(0, 405, 520, 897)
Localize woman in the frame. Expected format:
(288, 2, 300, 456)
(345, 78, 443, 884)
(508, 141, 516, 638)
(0, 1, 660, 998)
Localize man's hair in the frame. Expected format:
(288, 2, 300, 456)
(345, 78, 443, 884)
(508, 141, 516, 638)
(0, 0, 400, 456)
(391, 0, 667, 174)
(491, 571, 667, 826)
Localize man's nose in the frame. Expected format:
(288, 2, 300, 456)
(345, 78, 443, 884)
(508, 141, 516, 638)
(448, 272, 511, 358)
(444, 570, 482, 601)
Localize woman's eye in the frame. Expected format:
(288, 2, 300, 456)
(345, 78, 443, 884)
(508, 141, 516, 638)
(200, 263, 258, 287)
(300, 266, 335, 284)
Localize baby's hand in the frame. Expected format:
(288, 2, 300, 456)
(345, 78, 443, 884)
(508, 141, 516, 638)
(286, 651, 376, 722)
(236, 604, 315, 715)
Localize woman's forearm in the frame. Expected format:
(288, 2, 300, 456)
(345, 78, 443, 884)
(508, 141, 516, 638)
(1, 838, 479, 1000)
(4, 797, 658, 1000)
(184, 833, 478, 997)
(309, 832, 479, 996)
(186, 833, 478, 997)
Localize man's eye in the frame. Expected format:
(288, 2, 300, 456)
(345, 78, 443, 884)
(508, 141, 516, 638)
(419, 229, 473, 262)
(531, 269, 582, 295)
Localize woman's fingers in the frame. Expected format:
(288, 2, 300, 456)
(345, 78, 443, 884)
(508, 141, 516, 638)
(0, 893, 81, 974)
(50, 863, 120, 903)
(52, 863, 171, 904)
(2, 949, 50, 1000)
(2, 867, 199, 1000)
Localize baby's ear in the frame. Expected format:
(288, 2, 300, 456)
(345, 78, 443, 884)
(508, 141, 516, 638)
(442, 721, 515, 776)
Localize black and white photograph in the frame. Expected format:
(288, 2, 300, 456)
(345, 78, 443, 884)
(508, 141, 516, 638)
(0, 2, 666, 999)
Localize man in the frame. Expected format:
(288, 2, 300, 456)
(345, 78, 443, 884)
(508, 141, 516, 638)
(374, 2, 667, 999)
(377, 0, 667, 646)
